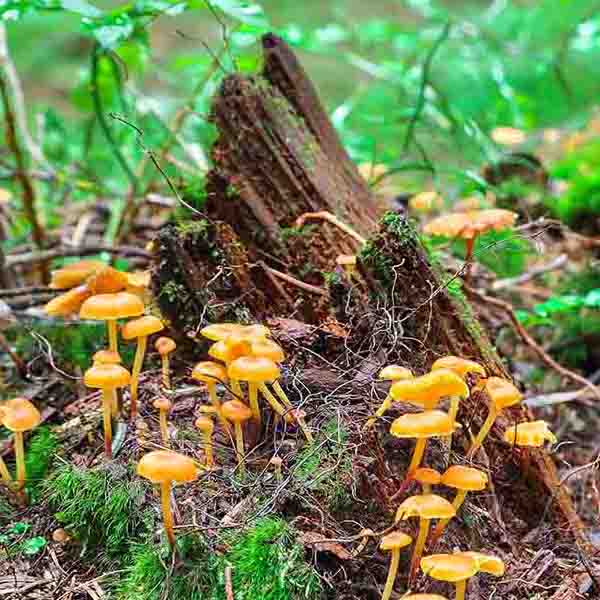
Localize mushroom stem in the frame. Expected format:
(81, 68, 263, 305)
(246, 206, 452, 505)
(258, 383, 286, 416)
(207, 383, 231, 433)
(234, 422, 246, 476)
(159, 407, 169, 445)
(161, 354, 171, 389)
(101, 388, 113, 458)
(269, 382, 314, 442)
(107, 320, 118, 352)
(365, 394, 393, 429)
(409, 517, 430, 584)
(455, 579, 467, 600)
(464, 236, 476, 283)
(430, 489, 467, 545)
(248, 383, 262, 425)
(202, 431, 214, 469)
(0, 456, 12, 485)
(408, 438, 427, 476)
(13, 431, 26, 491)
(160, 481, 176, 549)
(444, 395, 460, 446)
(381, 548, 401, 600)
(130, 336, 147, 419)
(468, 406, 498, 457)
(111, 390, 119, 417)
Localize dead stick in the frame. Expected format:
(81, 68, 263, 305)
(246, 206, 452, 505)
(261, 264, 328, 297)
(0, 331, 26, 377)
(6, 244, 150, 267)
(225, 566, 234, 600)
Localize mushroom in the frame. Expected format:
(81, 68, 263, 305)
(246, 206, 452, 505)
(86, 266, 129, 294)
(378, 531, 413, 600)
(228, 357, 288, 426)
(468, 377, 522, 457)
(413, 467, 441, 494)
(396, 494, 456, 584)
(0, 300, 27, 377)
(49, 259, 104, 289)
(84, 363, 131, 458)
(153, 397, 171, 445)
(44, 284, 92, 317)
(191, 361, 230, 432)
(409, 191, 443, 214)
(122, 316, 164, 419)
(402, 595, 448, 600)
(137, 450, 198, 549)
(0, 406, 12, 485)
(365, 365, 414, 429)
(155, 337, 176, 390)
(208, 340, 248, 398)
(1, 397, 41, 494)
(195, 415, 215, 469)
(454, 551, 505, 577)
(220, 400, 253, 475)
(430, 466, 488, 544)
(92, 349, 122, 415)
(125, 270, 152, 303)
(423, 209, 517, 281)
(420, 553, 478, 600)
(80, 292, 144, 352)
(200, 323, 243, 342)
(270, 456, 283, 481)
(336, 254, 357, 279)
(390, 410, 457, 479)
(503, 420, 557, 447)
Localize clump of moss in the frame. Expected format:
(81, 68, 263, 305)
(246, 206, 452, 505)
(25, 426, 59, 501)
(44, 463, 149, 557)
(176, 218, 209, 240)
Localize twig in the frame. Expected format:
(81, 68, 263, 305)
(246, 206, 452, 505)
(466, 286, 600, 399)
(6, 244, 150, 267)
(224, 566, 234, 600)
(294, 211, 366, 245)
(492, 254, 568, 290)
(260, 264, 328, 297)
(0, 331, 26, 377)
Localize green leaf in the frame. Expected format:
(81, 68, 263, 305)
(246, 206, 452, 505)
(584, 289, 600, 308)
(210, 0, 268, 27)
(61, 0, 101, 16)
(9, 522, 31, 535)
(20, 536, 47, 556)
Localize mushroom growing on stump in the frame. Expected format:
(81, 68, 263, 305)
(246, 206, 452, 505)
(80, 292, 144, 353)
(201, 323, 245, 397)
(195, 415, 215, 469)
(155, 337, 176, 390)
(430, 466, 488, 544)
(137, 450, 198, 550)
(420, 553, 478, 600)
(413, 468, 441, 494)
(84, 363, 131, 458)
(468, 377, 523, 457)
(208, 340, 248, 399)
(221, 400, 253, 476)
(1, 397, 41, 495)
(504, 420, 557, 478)
(423, 208, 517, 281)
(191, 361, 230, 432)
(92, 349, 122, 415)
(153, 397, 171, 445)
(365, 365, 414, 429)
(122, 316, 164, 419)
(396, 494, 457, 584)
(379, 531, 413, 600)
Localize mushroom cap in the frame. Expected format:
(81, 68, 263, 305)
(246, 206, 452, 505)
(431, 356, 486, 380)
(137, 450, 198, 484)
(221, 400, 253, 424)
(208, 340, 246, 363)
(86, 266, 129, 294)
(378, 365, 414, 382)
(155, 336, 176, 356)
(200, 323, 243, 342)
(270, 456, 283, 467)
(396, 494, 456, 521)
(122, 315, 164, 340)
(1, 397, 41, 432)
(153, 397, 171, 411)
(92, 350, 122, 364)
(504, 420, 556, 447)
(44, 285, 92, 317)
(228, 356, 279, 383)
(409, 191, 443, 213)
(195, 415, 214, 433)
(389, 369, 468, 409)
(423, 209, 517, 240)
(380, 531, 413, 551)
(484, 377, 522, 410)
(441, 465, 488, 491)
(126, 271, 151, 288)
(250, 339, 285, 363)
(413, 467, 442, 486)
(402, 595, 449, 600)
(491, 126, 526, 146)
(456, 551, 505, 576)
(192, 361, 228, 384)
(336, 254, 357, 266)
(50, 260, 105, 289)
(84, 363, 131, 389)
(421, 553, 478, 582)
(242, 324, 271, 338)
(80, 292, 144, 321)
(390, 410, 457, 439)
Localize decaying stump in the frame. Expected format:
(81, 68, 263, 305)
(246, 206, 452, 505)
(152, 33, 588, 553)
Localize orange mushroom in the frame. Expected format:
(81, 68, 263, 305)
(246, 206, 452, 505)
(221, 400, 253, 476)
(155, 337, 176, 390)
(191, 361, 230, 432)
(153, 397, 171, 445)
(365, 365, 414, 429)
(49, 260, 104, 289)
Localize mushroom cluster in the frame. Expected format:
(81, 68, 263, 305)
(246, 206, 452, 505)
(368, 355, 556, 598)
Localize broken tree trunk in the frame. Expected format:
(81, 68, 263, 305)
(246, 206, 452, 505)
(151, 33, 587, 552)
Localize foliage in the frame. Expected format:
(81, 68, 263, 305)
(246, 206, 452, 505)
(0, 521, 47, 557)
(470, 229, 534, 279)
(44, 463, 149, 557)
(25, 426, 59, 501)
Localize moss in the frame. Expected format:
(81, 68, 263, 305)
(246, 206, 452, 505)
(25, 426, 59, 502)
(176, 219, 209, 240)
(280, 224, 317, 242)
(323, 271, 342, 286)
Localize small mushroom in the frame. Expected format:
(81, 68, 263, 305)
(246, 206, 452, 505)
(191, 361, 230, 432)
(208, 340, 247, 398)
(153, 397, 172, 445)
(413, 467, 441, 494)
(84, 363, 131, 458)
(430, 466, 488, 544)
(44, 284, 92, 317)
(86, 266, 129, 294)
(269, 456, 283, 481)
(420, 553, 478, 600)
(155, 337, 176, 390)
(220, 400, 253, 476)
(468, 377, 522, 457)
(1, 398, 41, 494)
(379, 531, 413, 600)
(454, 551, 505, 577)
(49, 260, 104, 289)
(365, 365, 414, 429)
(396, 494, 456, 584)
(137, 450, 198, 549)
(503, 420, 556, 447)
(122, 316, 164, 419)
(200, 323, 243, 342)
(92, 349, 122, 415)
(195, 415, 215, 469)
(336, 254, 357, 279)
(409, 191, 443, 214)
(80, 292, 144, 352)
